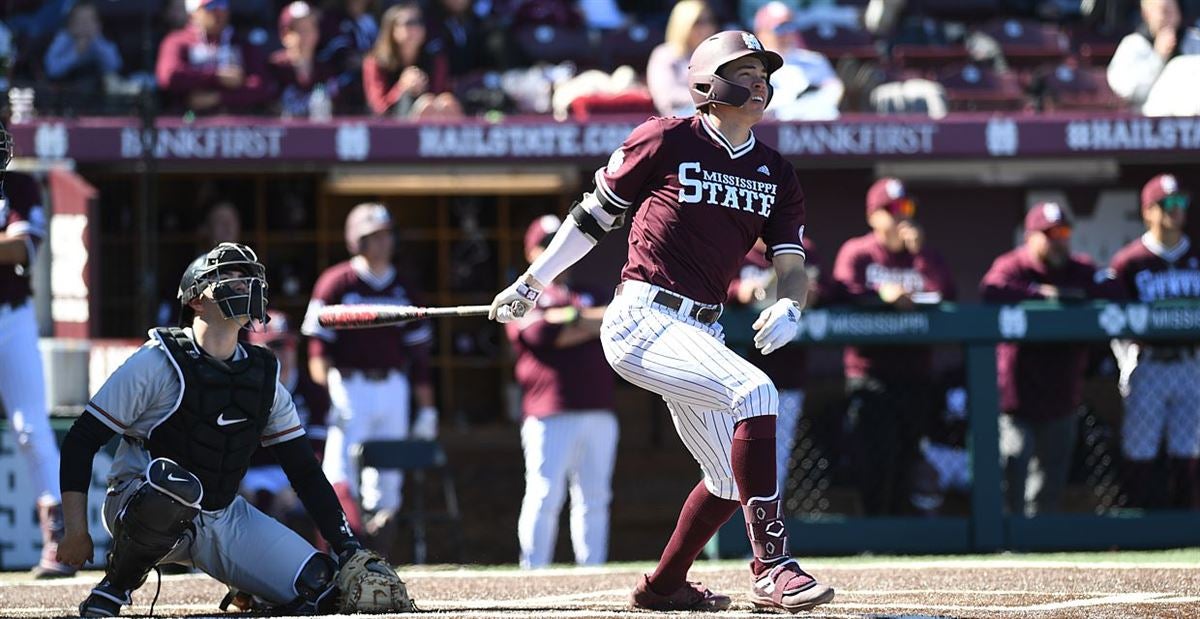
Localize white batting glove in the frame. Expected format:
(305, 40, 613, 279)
(411, 406, 438, 440)
(752, 298, 802, 355)
(489, 273, 544, 323)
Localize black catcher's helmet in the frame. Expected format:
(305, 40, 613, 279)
(178, 242, 269, 328)
(0, 121, 11, 171)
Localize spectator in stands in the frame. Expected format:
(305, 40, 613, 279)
(155, 0, 273, 114)
(42, 2, 121, 92)
(980, 202, 1108, 516)
(645, 0, 718, 117)
(317, 0, 377, 112)
(270, 1, 339, 118)
(426, 0, 489, 80)
(363, 1, 462, 119)
(832, 177, 957, 516)
(753, 1, 843, 121)
(1107, 0, 1200, 113)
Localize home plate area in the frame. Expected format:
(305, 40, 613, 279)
(1, 559, 1197, 618)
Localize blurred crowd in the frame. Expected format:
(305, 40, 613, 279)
(0, 0, 1198, 121)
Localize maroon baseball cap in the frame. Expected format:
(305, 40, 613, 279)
(1141, 173, 1185, 209)
(246, 310, 296, 347)
(1025, 201, 1071, 233)
(865, 177, 914, 218)
(279, 1, 314, 38)
(524, 214, 561, 254)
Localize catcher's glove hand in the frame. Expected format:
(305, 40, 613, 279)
(336, 548, 416, 613)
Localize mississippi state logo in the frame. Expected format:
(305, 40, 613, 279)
(606, 148, 625, 175)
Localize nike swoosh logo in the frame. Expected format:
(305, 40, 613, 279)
(216, 413, 247, 427)
(167, 473, 189, 482)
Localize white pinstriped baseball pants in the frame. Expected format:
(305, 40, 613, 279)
(601, 280, 778, 501)
(0, 301, 60, 505)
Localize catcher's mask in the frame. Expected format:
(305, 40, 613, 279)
(178, 242, 269, 329)
(0, 121, 12, 193)
(687, 30, 783, 110)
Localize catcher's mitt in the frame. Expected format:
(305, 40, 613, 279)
(336, 549, 416, 613)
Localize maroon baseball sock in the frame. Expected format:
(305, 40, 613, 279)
(733, 416, 786, 574)
(648, 481, 739, 594)
(733, 416, 778, 501)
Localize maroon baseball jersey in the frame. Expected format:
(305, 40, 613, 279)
(596, 115, 807, 305)
(1108, 233, 1200, 349)
(981, 247, 1102, 421)
(727, 239, 825, 390)
(832, 232, 957, 379)
(1109, 234, 1200, 302)
(505, 283, 615, 418)
(301, 260, 432, 382)
(0, 172, 46, 306)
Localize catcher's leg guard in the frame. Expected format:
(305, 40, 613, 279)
(80, 458, 201, 617)
(268, 552, 339, 615)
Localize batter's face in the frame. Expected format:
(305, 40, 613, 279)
(717, 57, 769, 119)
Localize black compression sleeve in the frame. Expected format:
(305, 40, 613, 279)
(60, 413, 118, 493)
(271, 437, 358, 554)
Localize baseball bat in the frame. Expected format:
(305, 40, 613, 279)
(317, 304, 496, 329)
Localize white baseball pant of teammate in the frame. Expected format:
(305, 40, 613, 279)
(601, 281, 778, 500)
(0, 301, 60, 506)
(518, 410, 618, 568)
(322, 369, 411, 512)
(1116, 348, 1200, 461)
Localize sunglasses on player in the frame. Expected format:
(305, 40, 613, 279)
(885, 198, 917, 219)
(1159, 194, 1190, 212)
(1045, 226, 1072, 241)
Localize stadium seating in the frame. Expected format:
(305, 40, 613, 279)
(798, 24, 880, 63)
(937, 62, 1026, 111)
(979, 18, 1069, 69)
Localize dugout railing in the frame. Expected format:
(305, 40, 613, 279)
(709, 300, 1200, 557)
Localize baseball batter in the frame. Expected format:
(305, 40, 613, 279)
(490, 30, 834, 613)
(56, 243, 406, 617)
(0, 158, 74, 578)
(1108, 174, 1200, 509)
(301, 203, 437, 536)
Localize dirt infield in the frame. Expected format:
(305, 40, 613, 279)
(2, 556, 1198, 618)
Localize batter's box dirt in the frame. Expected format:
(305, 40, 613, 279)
(1, 555, 1197, 618)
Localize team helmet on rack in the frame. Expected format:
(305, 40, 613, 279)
(687, 30, 783, 110)
(177, 242, 269, 328)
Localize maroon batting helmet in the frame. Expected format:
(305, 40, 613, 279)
(688, 30, 783, 109)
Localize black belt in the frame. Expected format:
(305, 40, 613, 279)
(1140, 346, 1198, 363)
(343, 368, 391, 381)
(615, 282, 722, 325)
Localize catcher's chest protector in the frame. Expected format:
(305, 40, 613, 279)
(146, 327, 277, 510)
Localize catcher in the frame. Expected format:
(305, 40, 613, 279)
(55, 243, 414, 616)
